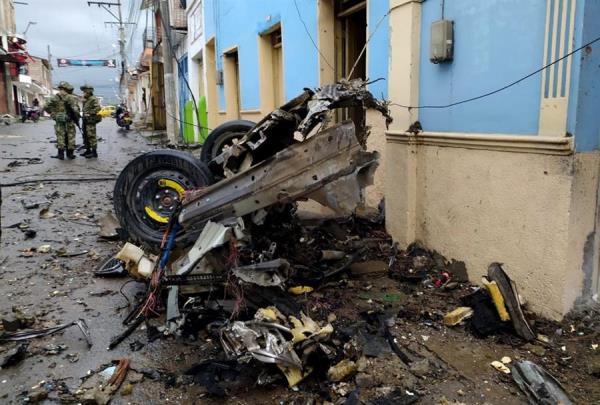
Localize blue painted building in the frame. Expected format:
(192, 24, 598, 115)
(197, 0, 389, 125)
(386, 0, 600, 319)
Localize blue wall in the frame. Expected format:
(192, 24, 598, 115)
(205, 0, 319, 111)
(418, 0, 546, 134)
(367, 0, 389, 99)
(567, 0, 600, 152)
(205, 0, 389, 111)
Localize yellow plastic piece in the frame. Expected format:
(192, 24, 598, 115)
(158, 178, 185, 196)
(144, 206, 169, 224)
(277, 365, 309, 387)
(327, 359, 357, 382)
(289, 313, 333, 343)
(443, 306, 474, 326)
(483, 279, 511, 321)
(288, 286, 314, 295)
(254, 306, 285, 322)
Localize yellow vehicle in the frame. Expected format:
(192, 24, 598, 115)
(98, 105, 116, 118)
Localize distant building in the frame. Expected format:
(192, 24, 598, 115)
(14, 55, 52, 108)
(0, 0, 29, 115)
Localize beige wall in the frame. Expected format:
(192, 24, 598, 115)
(385, 134, 600, 319)
(365, 109, 387, 207)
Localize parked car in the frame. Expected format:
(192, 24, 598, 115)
(98, 105, 116, 118)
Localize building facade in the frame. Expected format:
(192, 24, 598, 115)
(138, 0, 599, 319)
(386, 0, 600, 319)
(14, 55, 52, 109)
(0, 0, 21, 115)
(184, 0, 389, 202)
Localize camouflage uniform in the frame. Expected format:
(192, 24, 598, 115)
(80, 84, 101, 158)
(64, 84, 79, 151)
(44, 81, 80, 160)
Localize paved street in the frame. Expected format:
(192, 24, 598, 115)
(0, 119, 191, 403)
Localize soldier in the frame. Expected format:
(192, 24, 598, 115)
(44, 81, 80, 160)
(80, 84, 101, 158)
(63, 83, 80, 157)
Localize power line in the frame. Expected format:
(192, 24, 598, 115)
(293, 0, 334, 73)
(348, 7, 390, 79)
(392, 34, 600, 110)
(165, 110, 213, 132)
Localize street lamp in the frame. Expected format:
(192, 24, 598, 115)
(23, 21, 37, 36)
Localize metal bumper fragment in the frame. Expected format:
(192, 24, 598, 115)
(179, 121, 377, 230)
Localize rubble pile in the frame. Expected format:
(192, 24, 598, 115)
(97, 207, 580, 403)
(3, 80, 597, 403)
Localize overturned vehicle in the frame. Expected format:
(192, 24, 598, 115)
(114, 79, 390, 248)
(109, 79, 392, 388)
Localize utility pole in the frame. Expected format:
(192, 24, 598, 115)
(87, 1, 127, 101)
(47, 44, 53, 95)
(158, 0, 178, 141)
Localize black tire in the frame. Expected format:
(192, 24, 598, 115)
(200, 119, 255, 164)
(113, 149, 215, 250)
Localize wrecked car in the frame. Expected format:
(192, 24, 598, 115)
(113, 78, 391, 248)
(108, 79, 392, 388)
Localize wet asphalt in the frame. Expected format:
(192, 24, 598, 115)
(0, 119, 201, 403)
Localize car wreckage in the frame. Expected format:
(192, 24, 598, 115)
(108, 79, 393, 387)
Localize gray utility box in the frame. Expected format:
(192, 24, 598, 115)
(430, 19, 454, 64)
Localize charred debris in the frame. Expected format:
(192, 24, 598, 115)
(92, 80, 573, 402)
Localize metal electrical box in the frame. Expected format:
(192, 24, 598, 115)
(430, 20, 454, 64)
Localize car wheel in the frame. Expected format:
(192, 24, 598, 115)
(200, 120, 255, 164)
(113, 149, 215, 250)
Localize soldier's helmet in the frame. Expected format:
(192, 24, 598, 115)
(80, 84, 94, 92)
(57, 81, 71, 91)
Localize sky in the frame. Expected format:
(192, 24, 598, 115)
(15, 0, 147, 104)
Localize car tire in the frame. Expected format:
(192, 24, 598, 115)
(113, 149, 215, 250)
(200, 120, 255, 164)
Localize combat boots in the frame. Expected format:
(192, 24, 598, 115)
(66, 149, 76, 159)
(51, 149, 65, 160)
(84, 148, 97, 159)
(79, 147, 91, 156)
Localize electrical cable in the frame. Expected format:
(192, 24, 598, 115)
(1, 176, 117, 187)
(348, 7, 390, 79)
(165, 109, 213, 132)
(293, 0, 335, 73)
(392, 34, 600, 110)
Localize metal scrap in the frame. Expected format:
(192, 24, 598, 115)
(220, 321, 302, 369)
(180, 121, 379, 230)
(231, 259, 291, 287)
(0, 319, 92, 348)
(511, 360, 574, 405)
